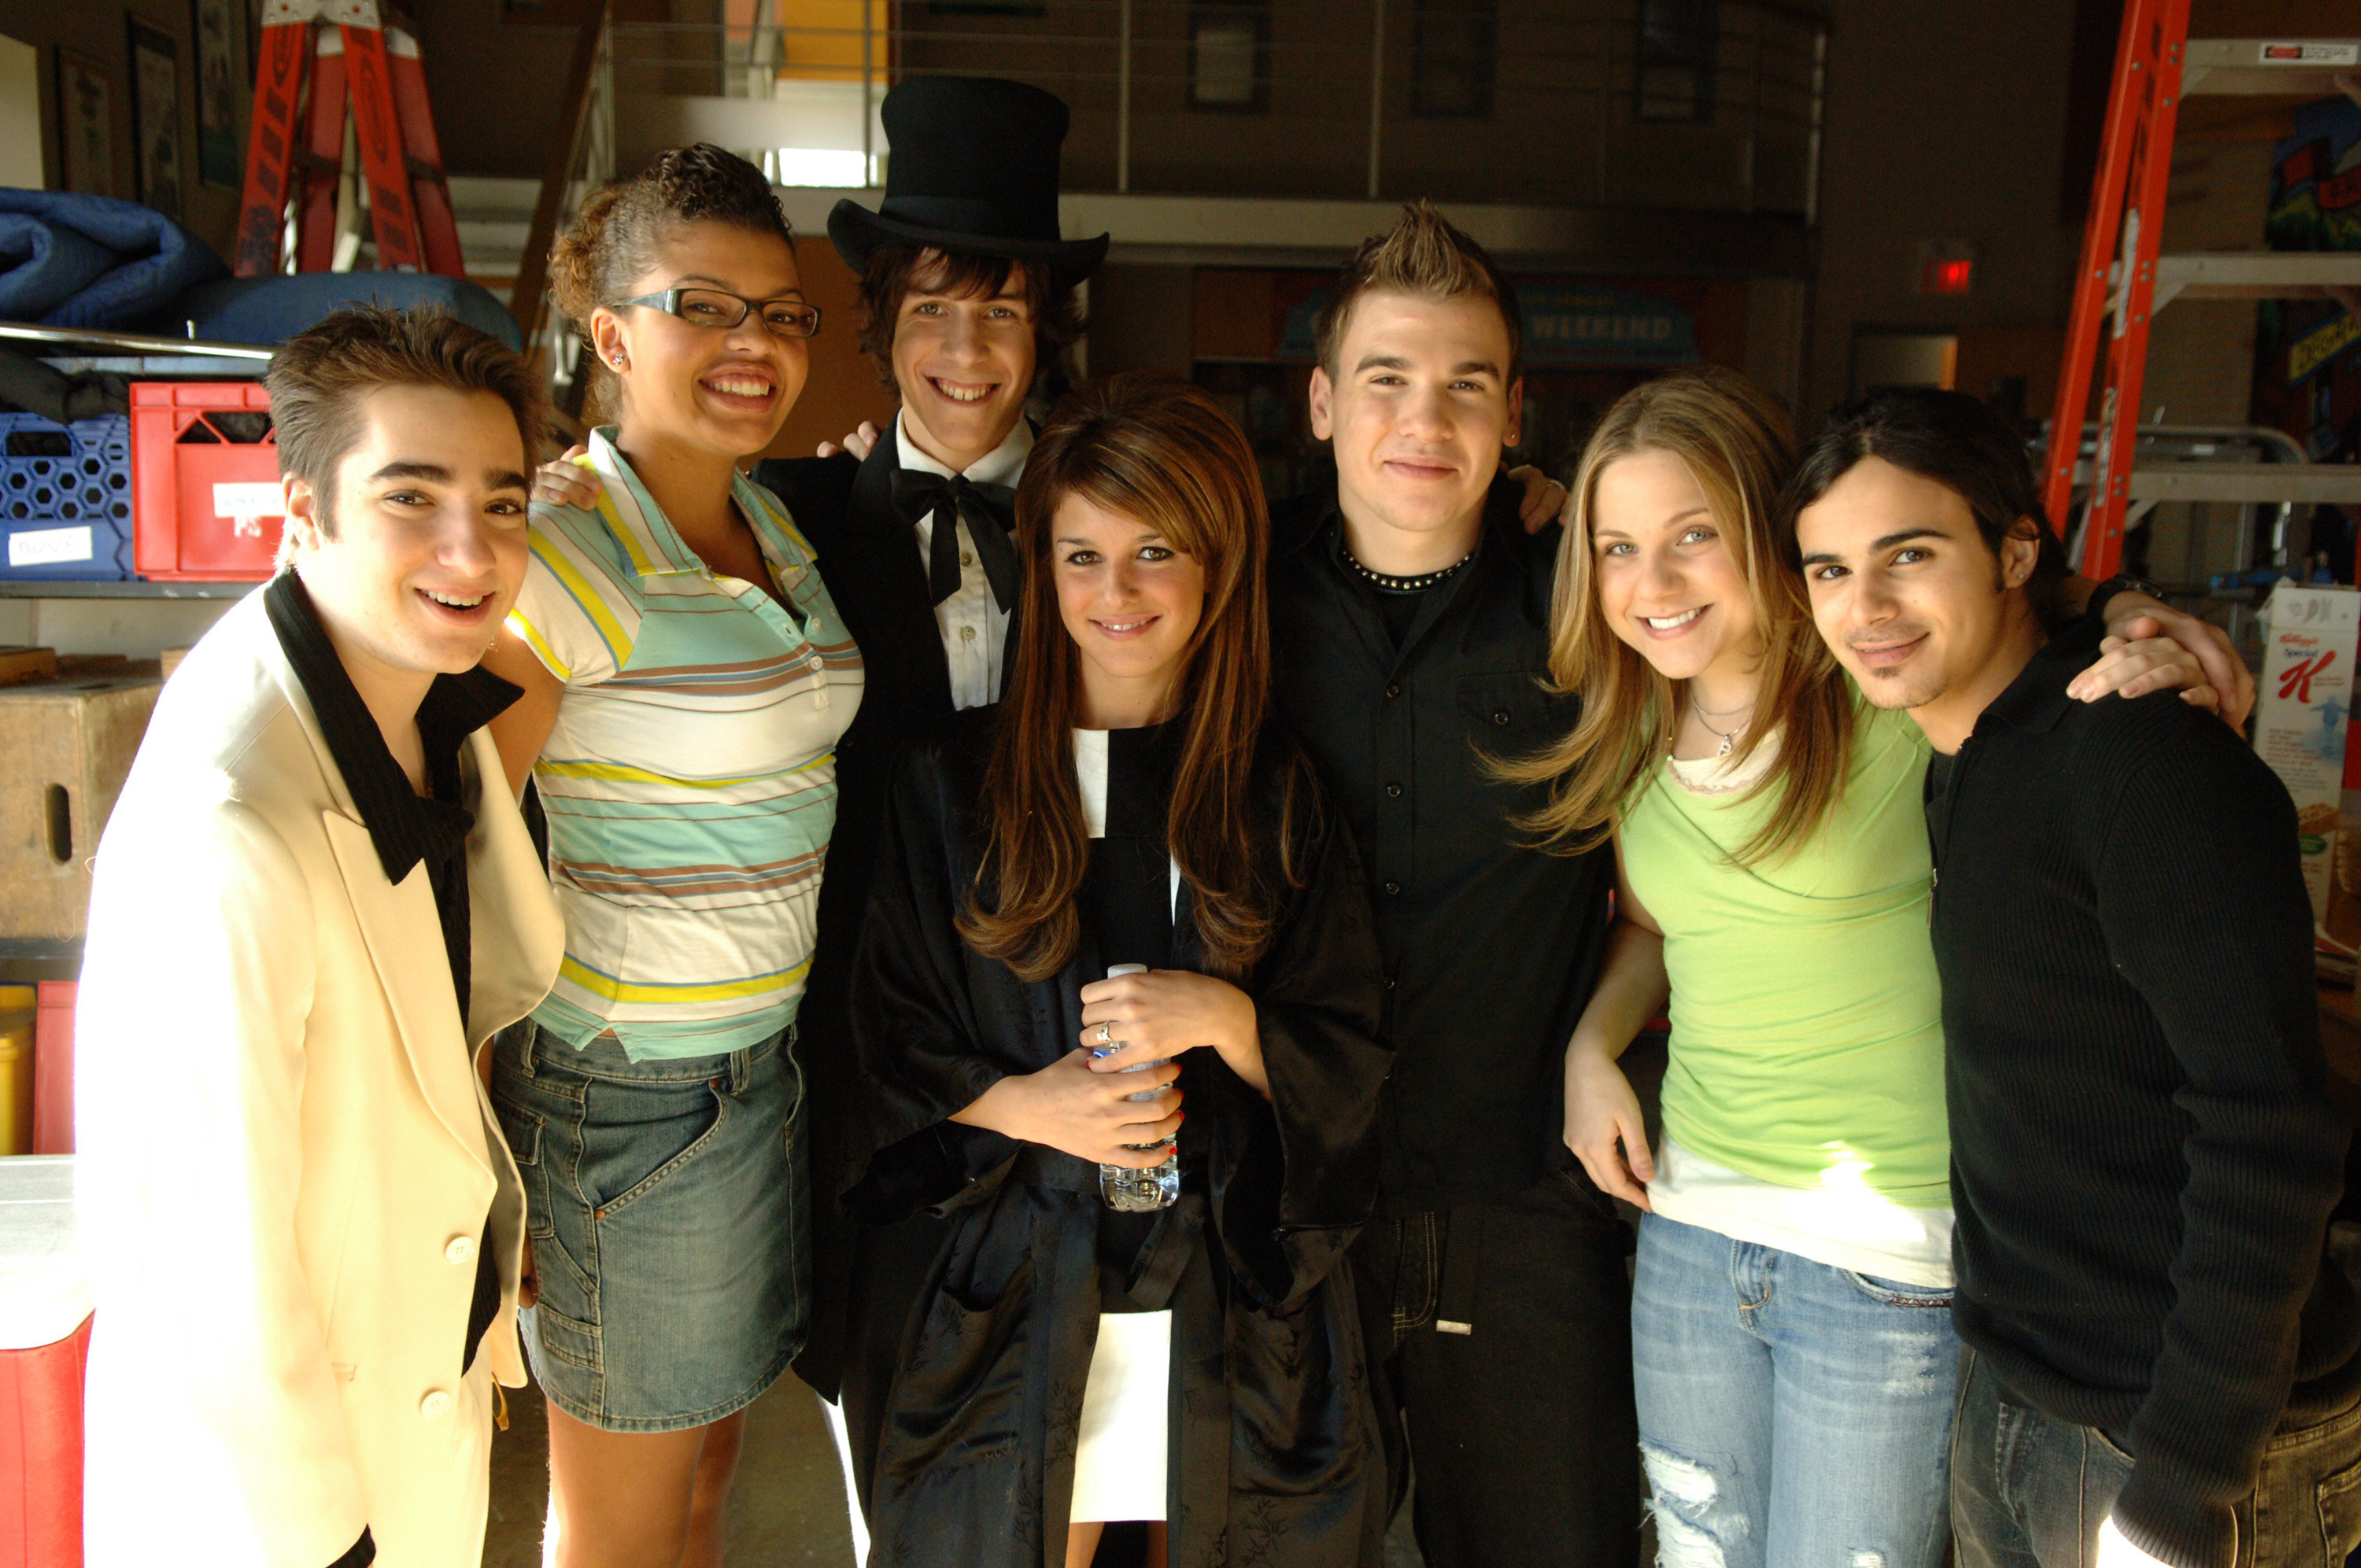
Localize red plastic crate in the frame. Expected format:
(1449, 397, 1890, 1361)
(130, 383, 282, 581)
(0, 1312, 87, 1567)
(31, 984, 71, 1158)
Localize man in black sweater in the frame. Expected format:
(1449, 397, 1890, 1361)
(1790, 389, 2361, 1568)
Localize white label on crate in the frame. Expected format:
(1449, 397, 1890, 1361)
(7, 526, 94, 567)
(213, 481, 286, 522)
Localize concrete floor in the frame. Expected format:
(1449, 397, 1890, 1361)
(465, 1050, 2356, 1567)
(480, 1045, 1669, 1565)
(483, 1374, 859, 1567)
(482, 1369, 1436, 1566)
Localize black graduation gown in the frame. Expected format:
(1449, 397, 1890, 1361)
(847, 709, 1394, 1568)
(756, 427, 1022, 1409)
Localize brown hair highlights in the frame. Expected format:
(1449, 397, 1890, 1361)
(266, 304, 546, 537)
(1502, 365, 1854, 864)
(958, 371, 1304, 983)
(855, 242, 1085, 395)
(1314, 198, 1521, 377)
(547, 144, 794, 415)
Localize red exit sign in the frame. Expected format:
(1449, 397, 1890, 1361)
(1920, 255, 1975, 295)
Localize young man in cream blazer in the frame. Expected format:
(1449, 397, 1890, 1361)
(76, 307, 563, 1568)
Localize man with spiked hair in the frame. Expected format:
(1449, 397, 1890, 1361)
(1265, 201, 1640, 1564)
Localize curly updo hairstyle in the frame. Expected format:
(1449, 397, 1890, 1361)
(546, 144, 795, 420)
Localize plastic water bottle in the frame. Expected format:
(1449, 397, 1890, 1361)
(1094, 963, 1180, 1212)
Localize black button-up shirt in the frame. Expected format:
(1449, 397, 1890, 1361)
(264, 572, 519, 1378)
(1268, 474, 1615, 1208)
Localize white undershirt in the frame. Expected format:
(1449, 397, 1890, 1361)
(1645, 732, 1956, 1291)
(897, 409, 1029, 712)
(1069, 727, 1176, 1522)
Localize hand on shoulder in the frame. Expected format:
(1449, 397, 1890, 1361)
(531, 444, 600, 510)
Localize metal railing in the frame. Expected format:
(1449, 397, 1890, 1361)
(605, 1, 1827, 218)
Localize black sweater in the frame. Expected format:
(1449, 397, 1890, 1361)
(1925, 620, 2359, 1568)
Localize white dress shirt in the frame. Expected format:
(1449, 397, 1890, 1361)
(896, 409, 1033, 712)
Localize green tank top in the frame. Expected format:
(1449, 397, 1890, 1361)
(1619, 703, 1950, 1208)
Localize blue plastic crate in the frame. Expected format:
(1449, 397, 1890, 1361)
(0, 413, 135, 581)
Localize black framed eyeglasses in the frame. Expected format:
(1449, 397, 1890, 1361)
(614, 287, 822, 339)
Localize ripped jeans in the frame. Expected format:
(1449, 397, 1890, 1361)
(1632, 1212, 1959, 1568)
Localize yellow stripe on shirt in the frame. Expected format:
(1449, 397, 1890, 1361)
(558, 954, 813, 1005)
(535, 751, 835, 789)
(527, 531, 636, 667)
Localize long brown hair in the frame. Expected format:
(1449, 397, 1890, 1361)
(958, 372, 1301, 982)
(1505, 365, 1853, 863)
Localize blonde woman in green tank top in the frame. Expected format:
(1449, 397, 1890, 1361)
(1504, 366, 2236, 1568)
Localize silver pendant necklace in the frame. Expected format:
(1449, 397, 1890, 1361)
(1690, 699, 1755, 758)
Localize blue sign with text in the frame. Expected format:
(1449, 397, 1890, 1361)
(1276, 282, 1699, 367)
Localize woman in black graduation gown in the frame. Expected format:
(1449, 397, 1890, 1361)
(845, 372, 1393, 1568)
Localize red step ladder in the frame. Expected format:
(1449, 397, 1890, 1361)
(234, 0, 464, 280)
(2041, 10, 2361, 577)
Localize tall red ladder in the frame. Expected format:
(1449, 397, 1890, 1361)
(233, 0, 464, 280)
(2041, 15, 2361, 579)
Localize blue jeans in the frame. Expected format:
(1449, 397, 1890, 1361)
(489, 1021, 808, 1432)
(1632, 1212, 1959, 1568)
(1952, 1345, 2361, 1568)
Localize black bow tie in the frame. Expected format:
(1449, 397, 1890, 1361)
(891, 469, 1021, 614)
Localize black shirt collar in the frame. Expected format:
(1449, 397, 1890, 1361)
(1971, 614, 2107, 740)
(1280, 464, 1528, 566)
(264, 571, 521, 885)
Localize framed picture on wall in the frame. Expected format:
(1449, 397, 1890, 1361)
(57, 50, 116, 198)
(192, 0, 241, 187)
(127, 20, 183, 220)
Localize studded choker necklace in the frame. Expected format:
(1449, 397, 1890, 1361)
(1346, 550, 1474, 594)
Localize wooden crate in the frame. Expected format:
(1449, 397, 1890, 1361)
(0, 670, 161, 939)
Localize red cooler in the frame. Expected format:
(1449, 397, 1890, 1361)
(0, 1157, 87, 1566)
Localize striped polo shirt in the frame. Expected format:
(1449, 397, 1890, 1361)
(507, 428, 863, 1060)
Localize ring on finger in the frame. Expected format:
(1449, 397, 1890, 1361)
(1096, 1023, 1111, 1046)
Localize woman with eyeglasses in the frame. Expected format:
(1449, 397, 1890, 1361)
(477, 145, 863, 1568)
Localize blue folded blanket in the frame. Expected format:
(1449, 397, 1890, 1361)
(0, 189, 228, 330)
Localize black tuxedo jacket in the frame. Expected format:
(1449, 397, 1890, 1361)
(752, 422, 1021, 1400)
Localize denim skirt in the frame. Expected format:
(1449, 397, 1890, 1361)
(489, 1020, 808, 1432)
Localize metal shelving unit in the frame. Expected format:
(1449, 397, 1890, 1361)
(2041, 21, 2361, 577)
(0, 581, 256, 600)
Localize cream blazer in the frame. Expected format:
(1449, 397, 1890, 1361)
(76, 590, 563, 1568)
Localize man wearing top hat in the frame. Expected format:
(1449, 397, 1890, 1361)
(538, 75, 1108, 1518)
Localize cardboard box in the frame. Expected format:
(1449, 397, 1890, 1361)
(0, 671, 161, 939)
(2257, 583, 2361, 926)
(0, 650, 54, 688)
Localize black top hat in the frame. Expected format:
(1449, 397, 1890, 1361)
(828, 77, 1109, 282)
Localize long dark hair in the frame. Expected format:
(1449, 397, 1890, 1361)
(957, 372, 1307, 983)
(1783, 388, 2072, 625)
